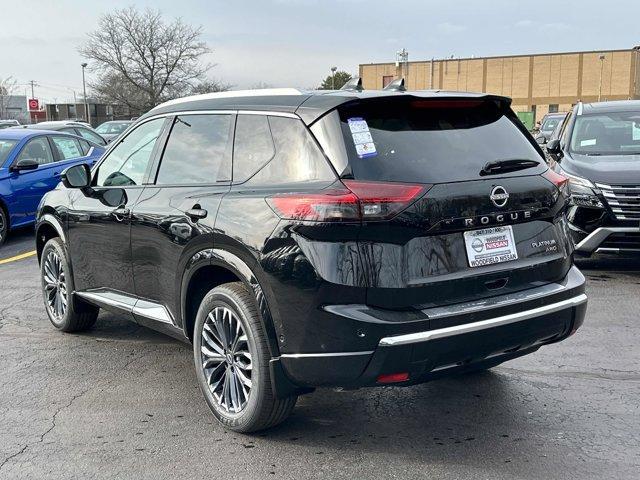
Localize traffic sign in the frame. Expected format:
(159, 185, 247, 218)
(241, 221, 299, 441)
(28, 98, 39, 111)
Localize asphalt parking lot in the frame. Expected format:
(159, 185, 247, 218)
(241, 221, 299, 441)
(0, 228, 639, 480)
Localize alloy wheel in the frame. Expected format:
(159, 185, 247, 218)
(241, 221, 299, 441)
(43, 251, 68, 320)
(200, 306, 253, 414)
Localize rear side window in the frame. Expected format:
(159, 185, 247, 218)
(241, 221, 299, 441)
(241, 116, 335, 185)
(233, 115, 275, 183)
(77, 128, 105, 145)
(156, 114, 232, 185)
(51, 136, 83, 160)
(312, 98, 545, 183)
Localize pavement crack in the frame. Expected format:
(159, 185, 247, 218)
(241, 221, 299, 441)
(0, 387, 90, 472)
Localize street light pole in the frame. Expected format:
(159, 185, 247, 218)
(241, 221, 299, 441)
(331, 66, 337, 90)
(81, 63, 90, 125)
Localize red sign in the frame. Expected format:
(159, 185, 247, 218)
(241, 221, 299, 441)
(28, 98, 39, 111)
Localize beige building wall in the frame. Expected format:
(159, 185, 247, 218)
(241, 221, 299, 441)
(360, 48, 640, 122)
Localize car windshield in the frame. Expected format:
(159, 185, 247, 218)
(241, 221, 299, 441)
(0, 139, 18, 165)
(541, 116, 564, 132)
(96, 122, 129, 134)
(570, 112, 640, 155)
(316, 97, 543, 183)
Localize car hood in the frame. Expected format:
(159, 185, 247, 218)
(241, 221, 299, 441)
(563, 153, 640, 185)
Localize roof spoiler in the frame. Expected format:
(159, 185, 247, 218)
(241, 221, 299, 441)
(340, 77, 363, 92)
(383, 78, 406, 92)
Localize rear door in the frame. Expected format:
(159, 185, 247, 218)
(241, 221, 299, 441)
(310, 96, 572, 309)
(130, 112, 234, 321)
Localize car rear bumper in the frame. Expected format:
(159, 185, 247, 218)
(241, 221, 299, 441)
(278, 265, 587, 388)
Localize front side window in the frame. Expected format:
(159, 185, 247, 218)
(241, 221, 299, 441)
(96, 118, 165, 187)
(16, 137, 54, 165)
(155, 114, 232, 185)
(570, 112, 640, 155)
(51, 136, 83, 160)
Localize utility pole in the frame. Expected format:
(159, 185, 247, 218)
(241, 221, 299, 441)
(81, 63, 90, 125)
(29, 80, 36, 99)
(331, 66, 337, 90)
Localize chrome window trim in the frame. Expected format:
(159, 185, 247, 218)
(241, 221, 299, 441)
(379, 293, 587, 347)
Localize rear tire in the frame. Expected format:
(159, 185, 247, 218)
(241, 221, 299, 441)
(193, 281, 297, 433)
(40, 238, 99, 332)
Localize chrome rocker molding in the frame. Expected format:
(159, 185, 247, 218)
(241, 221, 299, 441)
(575, 226, 640, 254)
(280, 351, 374, 359)
(75, 290, 175, 325)
(379, 293, 587, 347)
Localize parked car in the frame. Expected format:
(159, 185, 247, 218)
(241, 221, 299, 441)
(0, 129, 104, 245)
(20, 121, 108, 146)
(35, 86, 586, 432)
(546, 100, 640, 256)
(95, 120, 133, 143)
(0, 119, 21, 130)
(535, 112, 568, 144)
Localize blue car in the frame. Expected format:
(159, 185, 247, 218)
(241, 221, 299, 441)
(0, 129, 104, 245)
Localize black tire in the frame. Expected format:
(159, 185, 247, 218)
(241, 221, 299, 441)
(193, 281, 297, 433)
(0, 205, 8, 246)
(40, 237, 99, 332)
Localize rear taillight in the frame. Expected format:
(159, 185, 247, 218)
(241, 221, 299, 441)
(542, 169, 569, 196)
(267, 180, 427, 222)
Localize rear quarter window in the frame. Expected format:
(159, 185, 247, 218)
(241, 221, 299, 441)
(235, 115, 335, 185)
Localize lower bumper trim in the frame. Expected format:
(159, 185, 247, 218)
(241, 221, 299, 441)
(575, 226, 640, 254)
(379, 293, 587, 347)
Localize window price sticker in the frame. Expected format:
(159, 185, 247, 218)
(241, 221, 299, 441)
(347, 117, 377, 158)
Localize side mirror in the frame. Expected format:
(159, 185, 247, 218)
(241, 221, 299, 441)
(61, 163, 91, 189)
(535, 136, 547, 145)
(11, 158, 39, 172)
(546, 139, 562, 155)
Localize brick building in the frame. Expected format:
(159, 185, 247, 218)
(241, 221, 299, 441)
(359, 46, 640, 127)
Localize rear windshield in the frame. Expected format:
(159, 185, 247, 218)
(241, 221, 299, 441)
(541, 115, 565, 132)
(311, 97, 544, 183)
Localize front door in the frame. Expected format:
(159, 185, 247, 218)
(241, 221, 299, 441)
(67, 117, 168, 294)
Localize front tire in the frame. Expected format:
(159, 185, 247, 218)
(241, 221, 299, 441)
(193, 282, 297, 433)
(0, 206, 8, 246)
(40, 238, 99, 332)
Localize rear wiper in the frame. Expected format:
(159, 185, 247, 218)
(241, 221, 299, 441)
(480, 158, 540, 176)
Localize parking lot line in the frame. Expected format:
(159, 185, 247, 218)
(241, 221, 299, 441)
(0, 250, 37, 265)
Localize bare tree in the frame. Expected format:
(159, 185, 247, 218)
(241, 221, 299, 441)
(0, 76, 18, 118)
(79, 7, 212, 113)
(190, 78, 233, 95)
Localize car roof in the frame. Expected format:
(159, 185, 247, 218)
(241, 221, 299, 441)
(579, 99, 640, 115)
(0, 128, 93, 142)
(143, 87, 512, 125)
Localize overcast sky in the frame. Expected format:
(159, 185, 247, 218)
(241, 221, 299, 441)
(2, 0, 640, 103)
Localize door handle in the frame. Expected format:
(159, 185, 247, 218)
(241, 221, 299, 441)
(185, 208, 208, 221)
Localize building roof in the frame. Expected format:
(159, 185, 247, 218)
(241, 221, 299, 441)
(143, 88, 511, 124)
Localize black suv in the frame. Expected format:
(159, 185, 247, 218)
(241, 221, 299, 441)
(36, 85, 587, 432)
(546, 100, 640, 255)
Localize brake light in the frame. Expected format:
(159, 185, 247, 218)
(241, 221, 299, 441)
(267, 181, 426, 222)
(542, 169, 569, 195)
